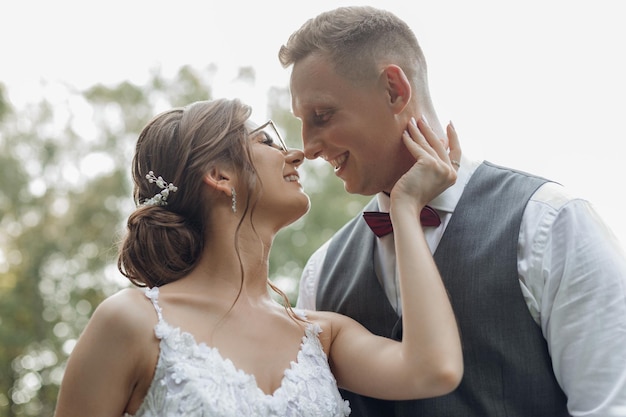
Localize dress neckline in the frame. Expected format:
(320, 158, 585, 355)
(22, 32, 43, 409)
(145, 286, 315, 398)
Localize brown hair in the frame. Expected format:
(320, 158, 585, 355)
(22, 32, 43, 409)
(279, 6, 429, 92)
(117, 99, 258, 288)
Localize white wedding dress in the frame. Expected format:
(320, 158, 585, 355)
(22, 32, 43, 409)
(125, 287, 351, 417)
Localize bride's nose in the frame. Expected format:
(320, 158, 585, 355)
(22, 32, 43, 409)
(286, 149, 304, 168)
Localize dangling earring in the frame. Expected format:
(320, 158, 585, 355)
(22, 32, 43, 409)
(231, 187, 237, 213)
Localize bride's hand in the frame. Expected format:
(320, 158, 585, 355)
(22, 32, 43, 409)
(390, 116, 461, 209)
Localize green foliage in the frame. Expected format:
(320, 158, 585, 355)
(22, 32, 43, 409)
(0, 67, 368, 416)
(0, 84, 11, 123)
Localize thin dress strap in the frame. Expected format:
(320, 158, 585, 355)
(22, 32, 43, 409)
(144, 287, 163, 322)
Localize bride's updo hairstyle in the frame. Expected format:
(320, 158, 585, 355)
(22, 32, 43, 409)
(117, 99, 257, 288)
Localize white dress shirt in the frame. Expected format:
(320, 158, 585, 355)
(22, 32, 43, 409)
(297, 155, 626, 416)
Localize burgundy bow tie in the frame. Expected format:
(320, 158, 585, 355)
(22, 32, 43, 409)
(363, 206, 441, 237)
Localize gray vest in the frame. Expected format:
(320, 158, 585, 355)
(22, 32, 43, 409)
(317, 162, 570, 417)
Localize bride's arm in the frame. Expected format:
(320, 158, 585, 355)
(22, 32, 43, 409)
(54, 289, 156, 416)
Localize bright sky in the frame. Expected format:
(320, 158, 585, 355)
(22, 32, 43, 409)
(2, 0, 625, 247)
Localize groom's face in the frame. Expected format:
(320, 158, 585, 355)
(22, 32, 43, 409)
(289, 53, 412, 196)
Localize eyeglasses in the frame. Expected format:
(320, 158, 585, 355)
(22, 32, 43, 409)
(249, 120, 288, 153)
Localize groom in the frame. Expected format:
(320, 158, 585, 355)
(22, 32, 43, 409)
(279, 5, 626, 417)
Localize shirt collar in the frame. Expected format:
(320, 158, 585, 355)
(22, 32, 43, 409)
(377, 155, 481, 213)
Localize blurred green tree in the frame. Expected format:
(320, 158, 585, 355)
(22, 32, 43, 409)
(0, 66, 368, 416)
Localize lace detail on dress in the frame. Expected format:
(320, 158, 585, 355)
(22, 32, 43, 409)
(125, 287, 350, 417)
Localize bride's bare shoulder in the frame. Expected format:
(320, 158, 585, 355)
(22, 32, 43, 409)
(89, 287, 157, 335)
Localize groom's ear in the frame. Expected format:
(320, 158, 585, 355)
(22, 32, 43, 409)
(380, 64, 412, 114)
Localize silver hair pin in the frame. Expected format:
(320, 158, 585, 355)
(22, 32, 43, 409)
(142, 171, 178, 206)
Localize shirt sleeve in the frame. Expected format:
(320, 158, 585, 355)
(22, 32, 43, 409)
(296, 239, 331, 310)
(519, 183, 626, 415)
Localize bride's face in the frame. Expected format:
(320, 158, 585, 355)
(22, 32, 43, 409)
(247, 120, 310, 229)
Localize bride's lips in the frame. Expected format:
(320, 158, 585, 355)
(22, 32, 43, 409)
(283, 171, 300, 183)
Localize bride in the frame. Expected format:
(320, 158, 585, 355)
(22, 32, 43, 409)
(54, 98, 462, 417)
